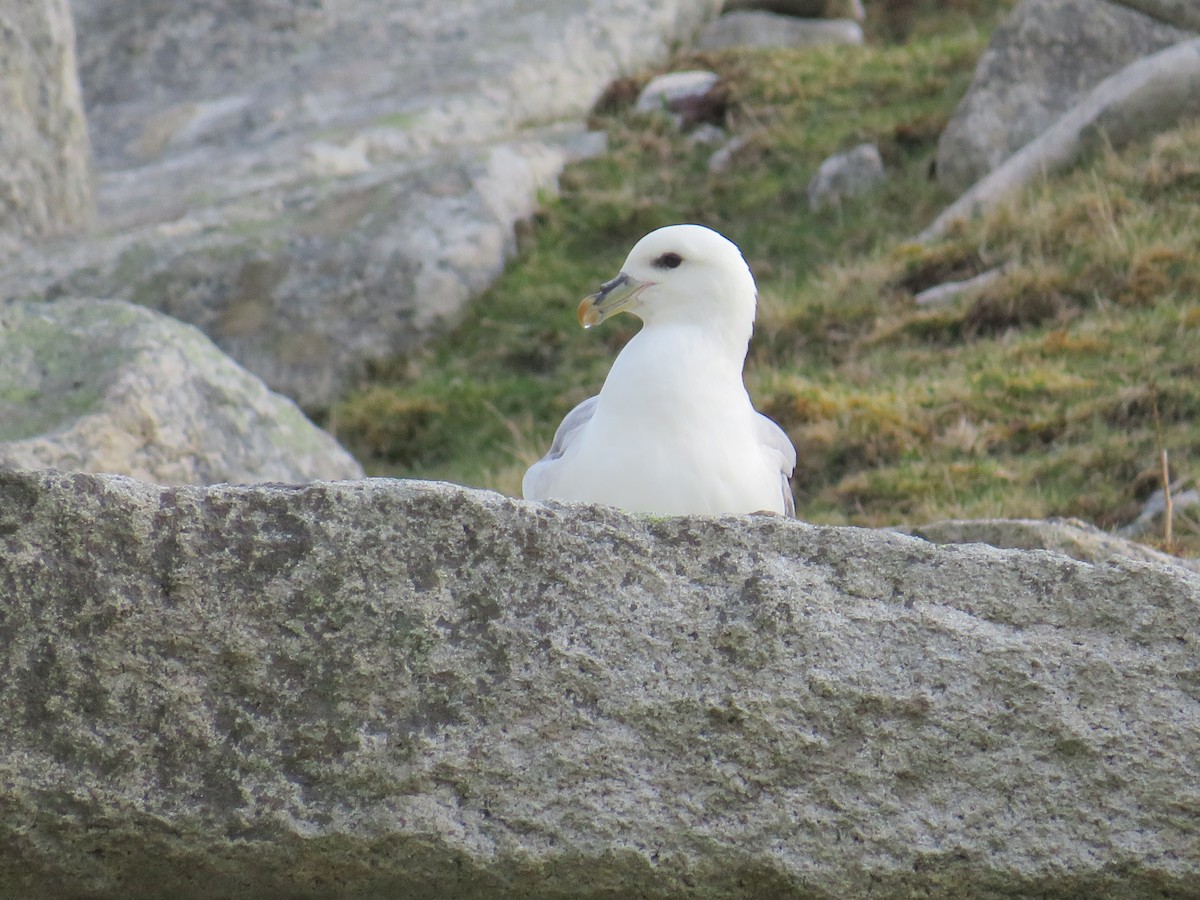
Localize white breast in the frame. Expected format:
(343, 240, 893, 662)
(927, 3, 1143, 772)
(534, 326, 786, 515)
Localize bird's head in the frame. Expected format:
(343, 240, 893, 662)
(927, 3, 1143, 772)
(577, 224, 758, 333)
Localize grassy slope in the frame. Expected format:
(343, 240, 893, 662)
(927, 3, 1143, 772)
(329, 1, 1200, 557)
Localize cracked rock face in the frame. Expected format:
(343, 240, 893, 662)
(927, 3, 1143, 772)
(1, 469, 1198, 898)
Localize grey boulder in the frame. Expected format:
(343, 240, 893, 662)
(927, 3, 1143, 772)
(0, 299, 362, 485)
(935, 0, 1195, 192)
(921, 38, 1200, 240)
(1, 470, 1199, 898)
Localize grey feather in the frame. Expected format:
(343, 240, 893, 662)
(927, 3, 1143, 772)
(522, 395, 599, 499)
(755, 413, 797, 517)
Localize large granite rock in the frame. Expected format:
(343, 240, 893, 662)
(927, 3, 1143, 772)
(936, 0, 1195, 192)
(0, 0, 93, 259)
(0, 299, 362, 485)
(0, 0, 721, 408)
(2, 470, 1198, 898)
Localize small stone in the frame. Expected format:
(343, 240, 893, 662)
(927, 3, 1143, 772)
(806, 142, 885, 210)
(914, 265, 1012, 307)
(561, 129, 609, 162)
(708, 136, 748, 174)
(634, 70, 721, 124)
(687, 123, 727, 146)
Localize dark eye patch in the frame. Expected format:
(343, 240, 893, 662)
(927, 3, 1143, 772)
(653, 252, 683, 270)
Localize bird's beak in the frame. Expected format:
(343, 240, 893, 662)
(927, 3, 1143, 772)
(577, 272, 652, 329)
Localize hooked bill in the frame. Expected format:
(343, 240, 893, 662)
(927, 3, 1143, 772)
(577, 295, 602, 329)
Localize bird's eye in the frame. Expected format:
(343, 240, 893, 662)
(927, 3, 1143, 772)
(653, 252, 683, 269)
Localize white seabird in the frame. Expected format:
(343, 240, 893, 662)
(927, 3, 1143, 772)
(522, 224, 796, 516)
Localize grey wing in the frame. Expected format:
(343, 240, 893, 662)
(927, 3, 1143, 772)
(522, 395, 599, 499)
(756, 413, 797, 517)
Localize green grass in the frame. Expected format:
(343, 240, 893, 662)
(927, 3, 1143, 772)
(326, 1, 1200, 557)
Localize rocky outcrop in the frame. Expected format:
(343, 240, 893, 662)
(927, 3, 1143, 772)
(935, 0, 1195, 192)
(0, 0, 93, 259)
(0, 299, 362, 485)
(921, 38, 1200, 240)
(1, 0, 722, 409)
(2, 469, 1199, 898)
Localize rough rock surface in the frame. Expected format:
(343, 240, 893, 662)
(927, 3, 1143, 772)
(935, 0, 1194, 192)
(806, 142, 885, 210)
(698, 10, 863, 50)
(2, 469, 1199, 898)
(0, 0, 721, 408)
(0, 299, 362, 485)
(0, 0, 93, 259)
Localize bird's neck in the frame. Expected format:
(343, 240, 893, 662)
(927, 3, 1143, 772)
(601, 321, 750, 408)
(639, 311, 751, 363)
(636, 303, 754, 357)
